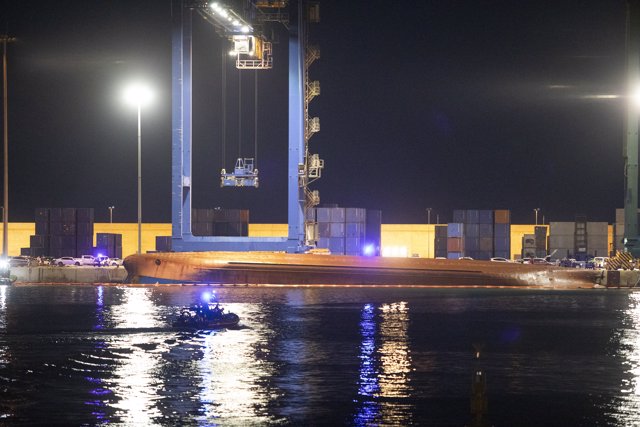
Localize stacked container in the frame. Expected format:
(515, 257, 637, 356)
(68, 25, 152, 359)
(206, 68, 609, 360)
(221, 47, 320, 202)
(493, 209, 511, 259)
(364, 210, 382, 256)
(549, 222, 576, 260)
(30, 208, 95, 258)
(586, 222, 608, 257)
(449, 209, 496, 260)
(156, 236, 172, 252)
(434, 225, 448, 258)
(534, 226, 547, 258)
(315, 206, 373, 255)
(192, 208, 249, 236)
(521, 234, 536, 259)
(447, 222, 464, 259)
(96, 233, 123, 259)
(574, 215, 588, 258)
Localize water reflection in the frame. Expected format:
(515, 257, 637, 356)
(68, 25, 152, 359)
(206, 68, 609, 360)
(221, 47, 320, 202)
(105, 288, 164, 425)
(613, 292, 640, 424)
(197, 304, 274, 424)
(354, 301, 413, 425)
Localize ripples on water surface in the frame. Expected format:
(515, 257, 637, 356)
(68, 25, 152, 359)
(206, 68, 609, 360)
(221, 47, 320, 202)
(1, 285, 640, 425)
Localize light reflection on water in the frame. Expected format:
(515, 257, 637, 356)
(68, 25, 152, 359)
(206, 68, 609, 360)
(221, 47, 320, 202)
(2, 286, 640, 425)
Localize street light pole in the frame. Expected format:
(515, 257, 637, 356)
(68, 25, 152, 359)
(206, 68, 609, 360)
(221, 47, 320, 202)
(124, 82, 152, 255)
(108, 206, 115, 223)
(534, 208, 540, 225)
(137, 103, 142, 255)
(426, 208, 432, 225)
(1, 36, 14, 259)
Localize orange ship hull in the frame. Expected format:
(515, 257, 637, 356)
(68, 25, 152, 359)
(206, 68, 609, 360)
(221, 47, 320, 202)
(123, 252, 604, 288)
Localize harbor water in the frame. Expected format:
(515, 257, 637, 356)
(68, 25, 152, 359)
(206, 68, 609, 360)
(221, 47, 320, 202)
(1, 284, 640, 426)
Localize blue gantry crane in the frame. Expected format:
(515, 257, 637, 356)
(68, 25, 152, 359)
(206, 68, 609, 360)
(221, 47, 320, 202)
(170, 0, 323, 253)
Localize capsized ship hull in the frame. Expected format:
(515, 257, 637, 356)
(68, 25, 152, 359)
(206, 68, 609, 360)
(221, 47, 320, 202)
(123, 252, 604, 288)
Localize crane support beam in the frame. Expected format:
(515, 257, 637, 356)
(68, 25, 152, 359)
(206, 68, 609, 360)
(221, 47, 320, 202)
(170, 0, 306, 253)
(288, 0, 306, 249)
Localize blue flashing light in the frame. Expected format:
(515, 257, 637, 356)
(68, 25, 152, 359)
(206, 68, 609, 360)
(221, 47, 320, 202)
(201, 291, 216, 302)
(363, 244, 375, 256)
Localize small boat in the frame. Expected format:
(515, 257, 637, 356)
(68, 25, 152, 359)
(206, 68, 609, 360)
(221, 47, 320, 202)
(172, 303, 240, 329)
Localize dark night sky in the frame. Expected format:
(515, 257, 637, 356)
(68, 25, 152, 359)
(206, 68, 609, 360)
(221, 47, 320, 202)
(0, 0, 629, 225)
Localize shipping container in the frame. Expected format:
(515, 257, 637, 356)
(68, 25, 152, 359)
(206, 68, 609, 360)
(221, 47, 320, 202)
(49, 208, 63, 222)
(156, 236, 172, 252)
(328, 237, 345, 254)
(316, 207, 331, 223)
(62, 208, 76, 222)
(447, 223, 464, 238)
(35, 208, 49, 222)
(586, 222, 608, 236)
(447, 237, 464, 252)
(346, 222, 365, 238)
(192, 223, 213, 236)
(435, 225, 448, 238)
(479, 210, 494, 224)
(494, 209, 511, 224)
(453, 210, 466, 223)
(479, 223, 493, 237)
(494, 237, 510, 252)
(30, 235, 49, 248)
(76, 235, 92, 248)
(479, 237, 493, 252)
(447, 252, 462, 260)
(345, 208, 366, 223)
(465, 223, 480, 237)
(330, 208, 346, 223)
(466, 210, 480, 224)
(494, 223, 510, 238)
(549, 222, 574, 236)
(76, 222, 93, 236)
(329, 222, 345, 237)
(346, 237, 361, 253)
(494, 250, 510, 259)
(549, 235, 574, 249)
(522, 234, 536, 248)
(473, 251, 492, 260)
(318, 223, 331, 238)
(76, 208, 94, 223)
(35, 220, 49, 236)
(464, 237, 480, 251)
(20, 248, 30, 256)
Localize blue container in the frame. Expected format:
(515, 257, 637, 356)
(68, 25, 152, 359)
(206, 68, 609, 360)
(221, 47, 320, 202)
(316, 208, 331, 223)
(479, 210, 494, 224)
(448, 223, 464, 238)
(494, 223, 510, 238)
(345, 208, 366, 223)
(453, 210, 466, 223)
(330, 208, 346, 223)
(494, 237, 510, 251)
(447, 252, 462, 260)
(465, 223, 479, 237)
(466, 210, 480, 224)
(465, 237, 480, 251)
(479, 223, 493, 237)
(494, 250, 510, 259)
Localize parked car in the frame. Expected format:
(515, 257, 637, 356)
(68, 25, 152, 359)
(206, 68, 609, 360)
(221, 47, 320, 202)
(459, 256, 474, 261)
(53, 256, 77, 267)
(490, 257, 510, 262)
(94, 255, 110, 266)
(591, 257, 609, 269)
(9, 256, 31, 267)
(105, 258, 123, 266)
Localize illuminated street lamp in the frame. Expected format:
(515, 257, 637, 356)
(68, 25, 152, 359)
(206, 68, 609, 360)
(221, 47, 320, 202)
(108, 206, 115, 223)
(123, 83, 153, 254)
(534, 208, 540, 225)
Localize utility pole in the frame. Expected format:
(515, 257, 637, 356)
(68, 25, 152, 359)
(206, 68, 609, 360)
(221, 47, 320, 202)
(624, 0, 640, 255)
(426, 208, 432, 224)
(534, 208, 540, 226)
(1, 35, 15, 259)
(108, 206, 115, 223)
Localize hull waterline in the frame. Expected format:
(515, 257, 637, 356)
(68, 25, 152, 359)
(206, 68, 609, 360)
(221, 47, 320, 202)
(123, 252, 604, 289)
